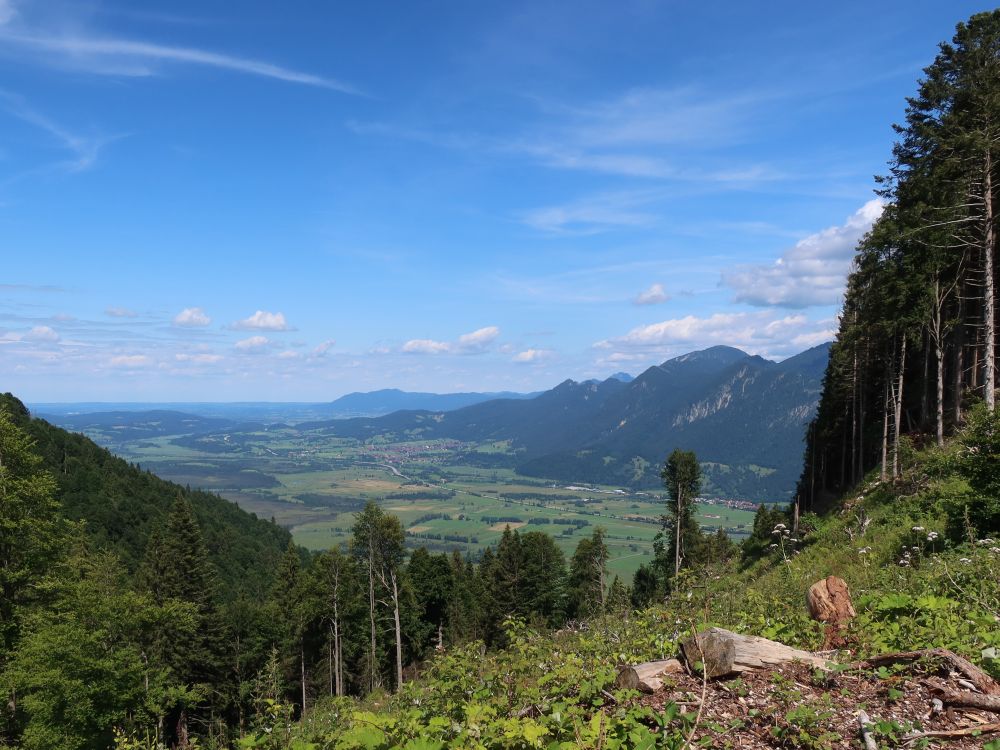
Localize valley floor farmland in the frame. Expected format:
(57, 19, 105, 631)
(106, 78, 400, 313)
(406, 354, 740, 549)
(52, 418, 759, 579)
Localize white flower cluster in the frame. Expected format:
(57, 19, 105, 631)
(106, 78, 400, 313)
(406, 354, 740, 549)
(858, 547, 871, 555)
(927, 531, 939, 541)
(977, 538, 997, 546)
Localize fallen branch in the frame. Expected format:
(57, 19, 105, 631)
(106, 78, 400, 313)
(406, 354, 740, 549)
(855, 648, 1000, 696)
(858, 710, 878, 750)
(936, 688, 1000, 714)
(903, 722, 1000, 744)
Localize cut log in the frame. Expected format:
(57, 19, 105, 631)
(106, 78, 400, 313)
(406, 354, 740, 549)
(680, 627, 831, 679)
(856, 649, 1000, 696)
(937, 689, 1000, 714)
(615, 658, 685, 693)
(807, 576, 856, 626)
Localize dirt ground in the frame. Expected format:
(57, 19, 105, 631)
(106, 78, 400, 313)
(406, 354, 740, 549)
(639, 660, 998, 748)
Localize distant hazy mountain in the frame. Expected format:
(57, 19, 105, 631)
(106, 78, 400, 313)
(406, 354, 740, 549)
(300, 344, 831, 501)
(324, 388, 539, 417)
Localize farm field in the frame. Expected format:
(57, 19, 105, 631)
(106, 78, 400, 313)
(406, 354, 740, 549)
(56, 418, 760, 580)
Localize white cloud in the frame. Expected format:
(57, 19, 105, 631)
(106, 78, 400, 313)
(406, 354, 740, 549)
(234, 335, 270, 351)
(1, 31, 359, 93)
(110, 354, 150, 368)
(402, 338, 452, 355)
(513, 348, 553, 363)
(23, 325, 59, 342)
(277, 350, 300, 359)
(232, 310, 291, 331)
(403, 326, 501, 355)
(595, 311, 834, 360)
(723, 199, 884, 308)
(173, 307, 211, 327)
(175, 352, 222, 364)
(633, 283, 669, 306)
(105, 306, 137, 318)
(457, 326, 500, 350)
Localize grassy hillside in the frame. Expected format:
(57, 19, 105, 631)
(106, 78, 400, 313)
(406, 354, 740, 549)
(258, 427, 999, 750)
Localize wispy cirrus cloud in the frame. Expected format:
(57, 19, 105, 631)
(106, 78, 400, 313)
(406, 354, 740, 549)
(105, 306, 138, 318)
(1, 91, 117, 172)
(0, 26, 360, 93)
(522, 189, 661, 234)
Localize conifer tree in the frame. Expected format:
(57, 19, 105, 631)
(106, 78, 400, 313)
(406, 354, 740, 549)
(567, 528, 609, 619)
(661, 449, 702, 580)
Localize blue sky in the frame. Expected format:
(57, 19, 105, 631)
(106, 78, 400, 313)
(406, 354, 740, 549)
(0, 0, 990, 401)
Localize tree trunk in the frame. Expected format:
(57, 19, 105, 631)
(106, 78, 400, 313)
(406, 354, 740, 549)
(300, 638, 307, 716)
(985, 151, 996, 410)
(680, 627, 830, 679)
(391, 572, 403, 692)
(334, 609, 342, 697)
(368, 555, 377, 693)
(893, 336, 906, 478)
(880, 380, 889, 483)
(615, 659, 685, 693)
(328, 628, 334, 697)
(673, 488, 683, 578)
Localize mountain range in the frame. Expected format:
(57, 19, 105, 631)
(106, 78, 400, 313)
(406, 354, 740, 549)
(297, 343, 831, 501)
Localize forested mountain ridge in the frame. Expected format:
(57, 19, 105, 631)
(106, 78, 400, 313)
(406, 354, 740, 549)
(0, 393, 290, 595)
(293, 343, 829, 500)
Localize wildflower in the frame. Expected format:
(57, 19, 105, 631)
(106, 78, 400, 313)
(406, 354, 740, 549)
(911, 526, 925, 532)
(774, 523, 786, 531)
(858, 547, 871, 554)
(769, 543, 778, 549)
(990, 547, 1000, 554)
(977, 538, 996, 546)
(927, 531, 939, 541)
(898, 559, 910, 567)
(959, 558, 972, 564)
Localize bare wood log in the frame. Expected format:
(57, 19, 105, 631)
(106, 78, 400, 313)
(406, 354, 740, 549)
(858, 710, 878, 750)
(937, 688, 1000, 714)
(855, 648, 1000, 696)
(680, 628, 831, 679)
(807, 576, 856, 626)
(615, 658, 684, 693)
(903, 722, 1000, 744)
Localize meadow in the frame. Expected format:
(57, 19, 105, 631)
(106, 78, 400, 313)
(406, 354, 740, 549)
(69, 420, 758, 579)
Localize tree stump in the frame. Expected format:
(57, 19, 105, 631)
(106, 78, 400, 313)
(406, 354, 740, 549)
(681, 627, 831, 679)
(807, 576, 855, 647)
(615, 658, 685, 693)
